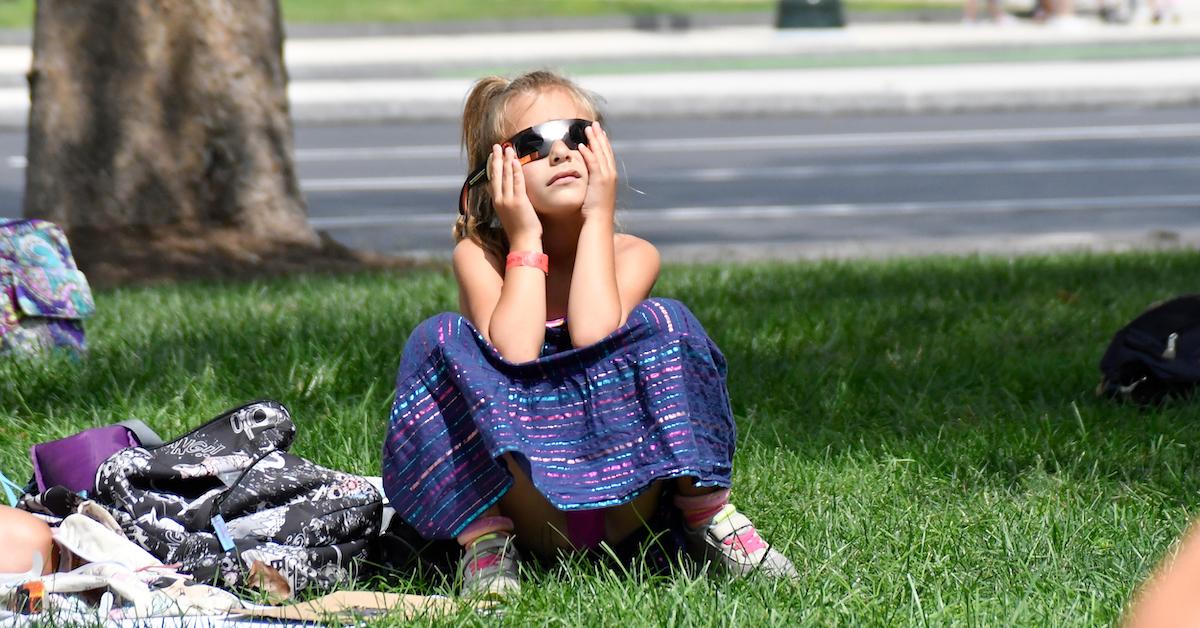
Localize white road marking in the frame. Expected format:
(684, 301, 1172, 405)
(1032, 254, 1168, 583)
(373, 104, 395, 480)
(622, 195, 1200, 220)
(295, 155, 1200, 192)
(672, 156, 1200, 181)
(294, 123, 1200, 162)
(9, 122, 1199, 169)
(296, 145, 461, 161)
(302, 175, 461, 191)
(310, 213, 453, 228)
(616, 123, 1200, 153)
(307, 194, 1200, 229)
(300, 122, 1200, 161)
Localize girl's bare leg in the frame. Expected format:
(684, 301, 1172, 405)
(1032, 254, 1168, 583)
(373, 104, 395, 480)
(605, 481, 664, 545)
(1126, 520, 1200, 627)
(0, 505, 54, 575)
(496, 454, 572, 558)
(676, 476, 719, 496)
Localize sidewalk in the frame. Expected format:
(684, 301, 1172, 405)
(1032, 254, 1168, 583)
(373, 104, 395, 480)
(0, 12, 1197, 126)
(282, 15, 1200, 123)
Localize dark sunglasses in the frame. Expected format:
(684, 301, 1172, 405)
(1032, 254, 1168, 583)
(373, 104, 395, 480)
(458, 118, 594, 216)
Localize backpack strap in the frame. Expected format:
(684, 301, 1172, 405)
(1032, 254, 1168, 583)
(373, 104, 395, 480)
(116, 419, 164, 448)
(0, 468, 24, 506)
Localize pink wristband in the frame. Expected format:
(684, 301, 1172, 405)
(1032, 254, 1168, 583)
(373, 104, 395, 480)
(506, 251, 548, 274)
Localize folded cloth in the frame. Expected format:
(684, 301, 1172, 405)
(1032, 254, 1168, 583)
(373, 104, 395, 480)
(31, 563, 242, 620)
(53, 513, 161, 571)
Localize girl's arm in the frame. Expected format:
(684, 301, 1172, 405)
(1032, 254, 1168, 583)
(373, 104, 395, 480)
(453, 145, 547, 363)
(567, 124, 660, 347)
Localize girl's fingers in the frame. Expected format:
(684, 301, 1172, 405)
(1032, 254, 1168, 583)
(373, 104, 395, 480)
(577, 139, 597, 172)
(593, 123, 616, 170)
(511, 152, 527, 197)
(585, 125, 612, 176)
(488, 144, 503, 199)
(501, 146, 514, 199)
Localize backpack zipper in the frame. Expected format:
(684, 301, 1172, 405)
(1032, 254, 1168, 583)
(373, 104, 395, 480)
(1163, 332, 1178, 359)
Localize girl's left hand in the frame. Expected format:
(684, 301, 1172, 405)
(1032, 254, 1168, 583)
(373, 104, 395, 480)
(577, 123, 617, 221)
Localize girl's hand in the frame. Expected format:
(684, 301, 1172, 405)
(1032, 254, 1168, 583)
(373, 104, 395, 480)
(490, 144, 542, 240)
(578, 123, 617, 222)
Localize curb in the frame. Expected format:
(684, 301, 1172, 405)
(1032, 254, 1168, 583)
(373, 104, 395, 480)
(0, 61, 1196, 129)
(282, 59, 1200, 124)
(284, 87, 1200, 125)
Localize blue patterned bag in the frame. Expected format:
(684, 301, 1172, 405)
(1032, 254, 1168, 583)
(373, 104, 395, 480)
(0, 219, 94, 355)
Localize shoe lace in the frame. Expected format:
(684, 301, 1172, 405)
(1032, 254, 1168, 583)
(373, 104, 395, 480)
(712, 505, 768, 556)
(466, 552, 503, 576)
(721, 526, 768, 556)
(464, 533, 512, 578)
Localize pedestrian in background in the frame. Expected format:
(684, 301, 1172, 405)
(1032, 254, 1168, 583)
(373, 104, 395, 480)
(1034, 0, 1080, 26)
(963, 0, 1010, 24)
(1148, 0, 1182, 23)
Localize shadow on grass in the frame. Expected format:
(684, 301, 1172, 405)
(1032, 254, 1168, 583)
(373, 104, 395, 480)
(4, 252, 1200, 495)
(0, 269, 458, 474)
(6, 252, 1200, 624)
(659, 252, 1200, 499)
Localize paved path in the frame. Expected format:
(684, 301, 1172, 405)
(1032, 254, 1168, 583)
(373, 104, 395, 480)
(0, 14, 1196, 125)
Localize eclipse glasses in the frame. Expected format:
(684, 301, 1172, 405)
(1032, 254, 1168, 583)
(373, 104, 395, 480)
(458, 118, 594, 216)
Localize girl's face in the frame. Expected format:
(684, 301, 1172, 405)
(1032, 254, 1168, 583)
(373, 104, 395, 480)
(504, 88, 593, 218)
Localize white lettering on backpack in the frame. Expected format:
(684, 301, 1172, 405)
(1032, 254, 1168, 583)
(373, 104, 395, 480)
(163, 437, 226, 458)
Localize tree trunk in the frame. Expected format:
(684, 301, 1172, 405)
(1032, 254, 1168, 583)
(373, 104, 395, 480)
(21, 0, 368, 285)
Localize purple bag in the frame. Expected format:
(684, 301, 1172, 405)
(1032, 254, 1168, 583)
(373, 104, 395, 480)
(1, 219, 94, 355)
(29, 420, 162, 495)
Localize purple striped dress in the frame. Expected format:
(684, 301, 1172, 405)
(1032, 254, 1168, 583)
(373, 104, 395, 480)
(381, 298, 736, 540)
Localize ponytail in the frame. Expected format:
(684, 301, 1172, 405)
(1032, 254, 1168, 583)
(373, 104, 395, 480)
(453, 76, 511, 258)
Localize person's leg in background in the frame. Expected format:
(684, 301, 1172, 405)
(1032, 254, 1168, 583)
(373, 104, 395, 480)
(0, 505, 54, 575)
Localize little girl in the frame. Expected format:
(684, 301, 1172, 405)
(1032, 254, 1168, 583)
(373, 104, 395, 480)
(381, 70, 795, 598)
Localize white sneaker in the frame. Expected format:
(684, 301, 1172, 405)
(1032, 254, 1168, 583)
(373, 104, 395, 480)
(684, 504, 798, 579)
(458, 532, 521, 600)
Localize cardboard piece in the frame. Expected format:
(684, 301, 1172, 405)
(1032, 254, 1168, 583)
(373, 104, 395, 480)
(231, 591, 461, 624)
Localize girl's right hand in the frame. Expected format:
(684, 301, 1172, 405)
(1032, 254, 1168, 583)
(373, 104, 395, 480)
(490, 144, 541, 240)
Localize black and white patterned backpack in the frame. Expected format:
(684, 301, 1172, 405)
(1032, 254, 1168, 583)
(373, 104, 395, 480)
(94, 400, 382, 593)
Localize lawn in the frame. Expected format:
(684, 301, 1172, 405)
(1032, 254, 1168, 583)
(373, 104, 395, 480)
(2, 251, 1198, 624)
(0, 0, 957, 29)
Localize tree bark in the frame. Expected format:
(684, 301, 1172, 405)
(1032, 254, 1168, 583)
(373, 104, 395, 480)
(21, 0, 357, 285)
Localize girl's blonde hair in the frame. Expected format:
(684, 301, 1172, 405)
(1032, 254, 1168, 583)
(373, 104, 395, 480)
(454, 70, 604, 259)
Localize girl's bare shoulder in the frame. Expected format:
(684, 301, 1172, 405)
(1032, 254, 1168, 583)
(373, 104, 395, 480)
(452, 237, 504, 278)
(614, 234, 661, 300)
(615, 233, 659, 262)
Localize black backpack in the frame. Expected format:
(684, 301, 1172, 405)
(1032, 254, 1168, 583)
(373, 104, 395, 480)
(1099, 295, 1200, 405)
(94, 400, 382, 594)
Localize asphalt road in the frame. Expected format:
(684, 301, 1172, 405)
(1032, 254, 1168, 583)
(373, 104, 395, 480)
(293, 107, 1200, 261)
(2, 107, 1198, 261)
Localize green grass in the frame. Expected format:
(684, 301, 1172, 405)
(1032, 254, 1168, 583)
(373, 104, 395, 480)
(0, 0, 30, 29)
(278, 0, 772, 23)
(4, 251, 1199, 624)
(276, 0, 956, 24)
(443, 41, 1200, 78)
(0, 0, 955, 29)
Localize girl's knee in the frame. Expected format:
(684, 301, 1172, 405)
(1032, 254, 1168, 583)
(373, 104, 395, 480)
(398, 312, 475, 374)
(408, 312, 471, 347)
(630, 298, 707, 337)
